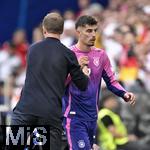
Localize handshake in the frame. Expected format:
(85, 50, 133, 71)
(79, 56, 91, 77)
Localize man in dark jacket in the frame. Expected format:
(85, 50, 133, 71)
(6, 12, 89, 150)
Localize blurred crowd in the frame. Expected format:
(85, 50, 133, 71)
(0, 0, 150, 149)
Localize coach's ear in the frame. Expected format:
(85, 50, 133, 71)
(42, 26, 47, 35)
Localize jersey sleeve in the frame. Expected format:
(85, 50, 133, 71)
(102, 52, 126, 98)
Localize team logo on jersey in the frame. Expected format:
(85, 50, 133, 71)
(78, 140, 85, 148)
(93, 57, 99, 67)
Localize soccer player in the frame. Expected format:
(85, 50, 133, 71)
(6, 12, 89, 150)
(63, 15, 135, 150)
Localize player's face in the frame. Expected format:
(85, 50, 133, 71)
(79, 24, 98, 46)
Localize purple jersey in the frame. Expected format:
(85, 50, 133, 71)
(63, 45, 126, 121)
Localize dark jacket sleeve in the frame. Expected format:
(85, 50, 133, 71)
(66, 50, 89, 91)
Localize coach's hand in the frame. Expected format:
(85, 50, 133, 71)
(123, 92, 136, 106)
(82, 65, 91, 77)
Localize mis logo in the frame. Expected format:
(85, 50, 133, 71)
(2, 125, 50, 149)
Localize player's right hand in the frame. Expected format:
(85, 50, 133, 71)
(78, 56, 89, 68)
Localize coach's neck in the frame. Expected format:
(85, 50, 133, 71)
(44, 33, 60, 40)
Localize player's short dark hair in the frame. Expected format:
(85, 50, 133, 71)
(42, 12, 64, 34)
(75, 15, 98, 29)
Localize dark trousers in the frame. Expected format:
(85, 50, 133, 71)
(4, 112, 62, 150)
(61, 140, 69, 150)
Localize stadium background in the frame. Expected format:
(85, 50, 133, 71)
(0, 0, 108, 44)
(0, 0, 150, 149)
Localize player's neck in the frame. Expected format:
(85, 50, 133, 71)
(44, 33, 60, 40)
(76, 42, 91, 52)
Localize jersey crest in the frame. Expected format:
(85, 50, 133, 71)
(93, 57, 99, 67)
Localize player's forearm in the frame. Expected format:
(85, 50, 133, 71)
(102, 68, 126, 98)
(107, 81, 126, 98)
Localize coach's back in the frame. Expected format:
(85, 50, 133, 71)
(14, 37, 88, 127)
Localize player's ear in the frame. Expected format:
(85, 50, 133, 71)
(76, 27, 81, 35)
